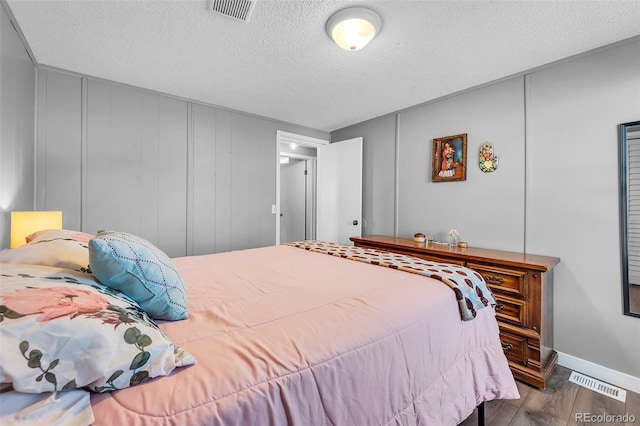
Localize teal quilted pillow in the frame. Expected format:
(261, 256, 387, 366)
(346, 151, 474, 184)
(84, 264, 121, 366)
(88, 231, 188, 320)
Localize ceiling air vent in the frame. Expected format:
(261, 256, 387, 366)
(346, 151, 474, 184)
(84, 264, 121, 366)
(208, 0, 257, 23)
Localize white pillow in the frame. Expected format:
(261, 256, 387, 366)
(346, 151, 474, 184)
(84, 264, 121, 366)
(0, 229, 94, 273)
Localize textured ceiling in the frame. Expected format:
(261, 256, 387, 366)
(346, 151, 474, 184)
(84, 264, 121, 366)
(6, 0, 640, 132)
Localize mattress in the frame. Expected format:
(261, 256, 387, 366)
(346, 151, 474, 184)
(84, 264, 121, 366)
(88, 244, 519, 425)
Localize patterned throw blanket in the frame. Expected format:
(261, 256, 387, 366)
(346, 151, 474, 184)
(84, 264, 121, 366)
(286, 240, 495, 321)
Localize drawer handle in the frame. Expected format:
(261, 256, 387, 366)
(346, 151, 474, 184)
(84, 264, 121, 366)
(495, 303, 505, 311)
(501, 341, 513, 351)
(484, 275, 505, 285)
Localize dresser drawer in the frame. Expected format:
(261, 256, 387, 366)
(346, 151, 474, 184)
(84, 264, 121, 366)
(414, 253, 465, 266)
(494, 294, 527, 327)
(499, 330, 527, 365)
(468, 263, 526, 297)
(363, 246, 466, 266)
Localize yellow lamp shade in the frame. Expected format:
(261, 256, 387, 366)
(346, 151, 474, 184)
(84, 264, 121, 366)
(10, 211, 63, 248)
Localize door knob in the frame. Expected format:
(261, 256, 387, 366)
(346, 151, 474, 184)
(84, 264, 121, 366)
(353, 220, 359, 226)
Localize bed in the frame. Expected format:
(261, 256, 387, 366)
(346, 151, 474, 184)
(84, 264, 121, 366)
(1, 230, 519, 425)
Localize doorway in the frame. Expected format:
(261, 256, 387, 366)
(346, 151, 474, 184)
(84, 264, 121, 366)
(279, 155, 315, 243)
(276, 131, 328, 245)
(275, 131, 363, 246)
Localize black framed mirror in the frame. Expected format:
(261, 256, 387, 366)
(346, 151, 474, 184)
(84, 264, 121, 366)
(619, 120, 640, 318)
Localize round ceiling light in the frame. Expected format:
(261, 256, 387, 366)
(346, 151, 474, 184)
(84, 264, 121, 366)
(326, 7, 382, 52)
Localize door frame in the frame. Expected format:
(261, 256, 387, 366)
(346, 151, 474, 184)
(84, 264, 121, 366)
(275, 131, 329, 245)
(280, 154, 316, 243)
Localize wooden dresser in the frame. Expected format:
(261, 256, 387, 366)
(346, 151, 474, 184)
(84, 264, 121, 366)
(350, 235, 560, 389)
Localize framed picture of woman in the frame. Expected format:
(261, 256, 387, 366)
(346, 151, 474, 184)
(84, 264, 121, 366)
(432, 133, 467, 182)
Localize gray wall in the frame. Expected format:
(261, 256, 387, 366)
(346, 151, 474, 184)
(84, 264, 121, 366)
(84, 80, 187, 256)
(36, 70, 81, 231)
(331, 114, 397, 237)
(526, 41, 640, 379)
(332, 39, 640, 379)
(0, 3, 35, 247)
(34, 68, 328, 257)
(397, 77, 525, 251)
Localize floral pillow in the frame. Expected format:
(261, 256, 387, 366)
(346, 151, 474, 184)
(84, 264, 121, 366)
(0, 263, 195, 394)
(0, 229, 94, 273)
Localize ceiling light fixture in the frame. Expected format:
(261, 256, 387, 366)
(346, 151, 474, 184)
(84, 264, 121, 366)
(326, 7, 381, 52)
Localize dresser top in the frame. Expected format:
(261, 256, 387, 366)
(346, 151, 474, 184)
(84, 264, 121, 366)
(350, 235, 560, 271)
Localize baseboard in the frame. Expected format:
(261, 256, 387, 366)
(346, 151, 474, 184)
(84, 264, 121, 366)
(557, 351, 640, 394)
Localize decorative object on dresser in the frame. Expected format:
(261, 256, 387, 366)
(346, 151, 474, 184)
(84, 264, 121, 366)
(448, 229, 460, 247)
(413, 232, 426, 242)
(351, 235, 560, 389)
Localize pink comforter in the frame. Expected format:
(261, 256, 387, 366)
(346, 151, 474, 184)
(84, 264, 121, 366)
(90, 245, 519, 425)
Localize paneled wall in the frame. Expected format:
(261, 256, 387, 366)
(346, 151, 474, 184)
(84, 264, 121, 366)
(331, 114, 397, 237)
(190, 104, 288, 254)
(0, 4, 35, 247)
(84, 81, 187, 257)
(36, 69, 328, 257)
(331, 39, 640, 382)
(36, 70, 81, 230)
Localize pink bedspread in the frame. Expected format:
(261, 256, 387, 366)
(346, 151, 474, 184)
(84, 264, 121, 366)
(90, 245, 519, 425)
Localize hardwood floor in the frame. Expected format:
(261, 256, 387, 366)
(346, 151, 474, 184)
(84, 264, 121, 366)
(459, 366, 640, 425)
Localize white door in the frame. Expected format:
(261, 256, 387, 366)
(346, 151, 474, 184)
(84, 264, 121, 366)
(317, 137, 363, 245)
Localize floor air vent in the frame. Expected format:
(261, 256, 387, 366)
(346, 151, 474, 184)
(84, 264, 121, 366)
(208, 0, 257, 23)
(568, 371, 627, 402)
